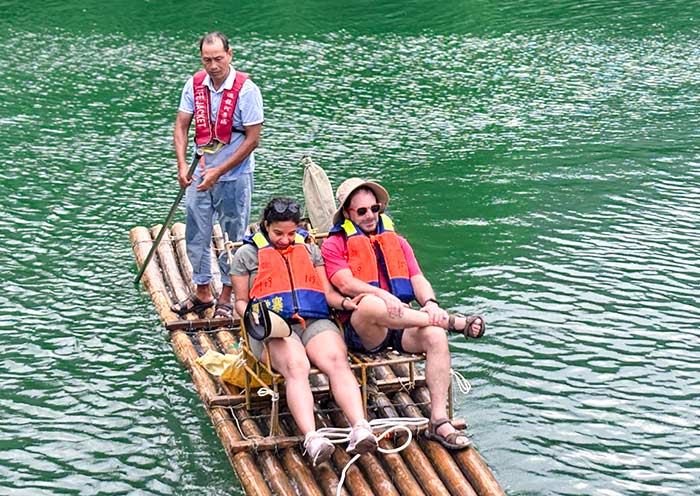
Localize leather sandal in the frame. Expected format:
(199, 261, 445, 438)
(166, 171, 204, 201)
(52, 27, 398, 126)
(214, 302, 233, 318)
(448, 314, 486, 339)
(424, 417, 471, 450)
(170, 294, 214, 316)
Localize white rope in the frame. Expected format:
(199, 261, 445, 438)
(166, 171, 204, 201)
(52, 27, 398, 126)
(450, 368, 472, 395)
(257, 387, 279, 402)
(317, 417, 429, 496)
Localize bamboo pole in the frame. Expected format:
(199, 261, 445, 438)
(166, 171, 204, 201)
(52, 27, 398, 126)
(283, 408, 355, 496)
(130, 226, 179, 322)
(208, 224, 224, 298)
(325, 408, 400, 496)
(149, 225, 189, 304)
(370, 363, 477, 495)
(197, 332, 298, 496)
(171, 222, 195, 293)
(131, 228, 270, 495)
(168, 221, 216, 317)
(270, 415, 326, 496)
(370, 391, 451, 496)
(315, 409, 372, 496)
(393, 390, 477, 496)
(412, 387, 506, 496)
(362, 405, 425, 495)
(148, 224, 201, 321)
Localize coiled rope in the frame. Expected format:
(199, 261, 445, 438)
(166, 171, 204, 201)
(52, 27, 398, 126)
(316, 417, 430, 496)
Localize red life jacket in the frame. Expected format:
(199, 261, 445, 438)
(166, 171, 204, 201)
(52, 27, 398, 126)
(333, 214, 415, 303)
(192, 69, 249, 146)
(247, 231, 330, 320)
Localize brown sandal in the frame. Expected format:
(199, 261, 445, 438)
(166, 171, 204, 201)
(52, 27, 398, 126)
(170, 294, 214, 316)
(448, 314, 486, 339)
(424, 418, 471, 450)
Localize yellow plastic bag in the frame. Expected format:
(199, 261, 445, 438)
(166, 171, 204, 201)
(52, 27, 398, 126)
(196, 348, 272, 388)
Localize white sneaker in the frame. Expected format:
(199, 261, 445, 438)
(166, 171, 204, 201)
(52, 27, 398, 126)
(304, 431, 334, 466)
(346, 420, 378, 455)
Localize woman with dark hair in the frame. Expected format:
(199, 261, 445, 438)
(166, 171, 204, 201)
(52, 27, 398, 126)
(231, 197, 377, 465)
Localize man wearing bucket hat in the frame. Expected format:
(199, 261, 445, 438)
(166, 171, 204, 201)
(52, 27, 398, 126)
(231, 197, 377, 466)
(321, 178, 485, 450)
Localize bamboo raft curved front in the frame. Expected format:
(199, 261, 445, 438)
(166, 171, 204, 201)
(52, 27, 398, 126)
(130, 222, 505, 496)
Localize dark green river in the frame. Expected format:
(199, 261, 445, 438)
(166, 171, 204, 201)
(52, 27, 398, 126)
(2, 1, 699, 494)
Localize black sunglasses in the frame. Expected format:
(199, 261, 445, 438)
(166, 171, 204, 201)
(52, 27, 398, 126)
(272, 199, 300, 214)
(348, 203, 381, 216)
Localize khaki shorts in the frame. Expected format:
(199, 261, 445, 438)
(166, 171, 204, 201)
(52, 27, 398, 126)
(248, 318, 341, 359)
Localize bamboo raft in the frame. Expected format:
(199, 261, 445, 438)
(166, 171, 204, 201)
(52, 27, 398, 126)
(130, 221, 505, 496)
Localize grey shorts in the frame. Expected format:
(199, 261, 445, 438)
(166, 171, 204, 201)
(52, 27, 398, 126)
(248, 318, 341, 359)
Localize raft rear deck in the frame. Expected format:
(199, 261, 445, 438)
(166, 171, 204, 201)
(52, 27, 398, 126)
(130, 222, 504, 496)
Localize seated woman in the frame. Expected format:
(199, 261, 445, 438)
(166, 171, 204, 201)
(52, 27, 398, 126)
(231, 197, 377, 465)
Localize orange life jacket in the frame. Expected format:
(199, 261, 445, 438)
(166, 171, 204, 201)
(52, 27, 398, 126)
(331, 214, 415, 303)
(246, 230, 329, 319)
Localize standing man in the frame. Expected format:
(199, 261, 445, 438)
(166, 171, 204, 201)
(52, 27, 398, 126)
(321, 178, 486, 450)
(171, 32, 264, 318)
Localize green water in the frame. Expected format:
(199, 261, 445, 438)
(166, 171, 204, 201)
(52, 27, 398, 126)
(2, 1, 699, 494)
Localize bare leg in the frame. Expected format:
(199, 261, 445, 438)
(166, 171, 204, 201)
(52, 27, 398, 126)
(351, 294, 481, 341)
(354, 295, 469, 446)
(306, 330, 365, 426)
(194, 283, 214, 303)
(265, 337, 316, 434)
(218, 285, 232, 306)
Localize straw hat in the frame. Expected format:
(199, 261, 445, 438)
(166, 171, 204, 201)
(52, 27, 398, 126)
(243, 300, 292, 341)
(332, 178, 390, 225)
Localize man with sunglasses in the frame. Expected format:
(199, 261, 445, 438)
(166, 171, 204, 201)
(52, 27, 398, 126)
(170, 31, 264, 318)
(321, 178, 485, 450)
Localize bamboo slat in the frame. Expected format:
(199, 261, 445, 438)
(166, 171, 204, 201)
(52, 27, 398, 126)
(149, 225, 189, 304)
(412, 387, 506, 496)
(130, 226, 178, 322)
(197, 332, 298, 496)
(325, 409, 400, 496)
(171, 222, 195, 293)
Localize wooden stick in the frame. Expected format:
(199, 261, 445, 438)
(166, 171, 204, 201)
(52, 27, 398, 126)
(165, 316, 239, 331)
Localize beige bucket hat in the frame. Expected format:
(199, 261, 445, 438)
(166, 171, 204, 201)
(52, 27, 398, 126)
(332, 178, 390, 225)
(243, 299, 293, 341)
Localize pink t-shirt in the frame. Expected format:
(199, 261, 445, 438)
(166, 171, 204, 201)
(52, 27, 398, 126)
(321, 233, 422, 290)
